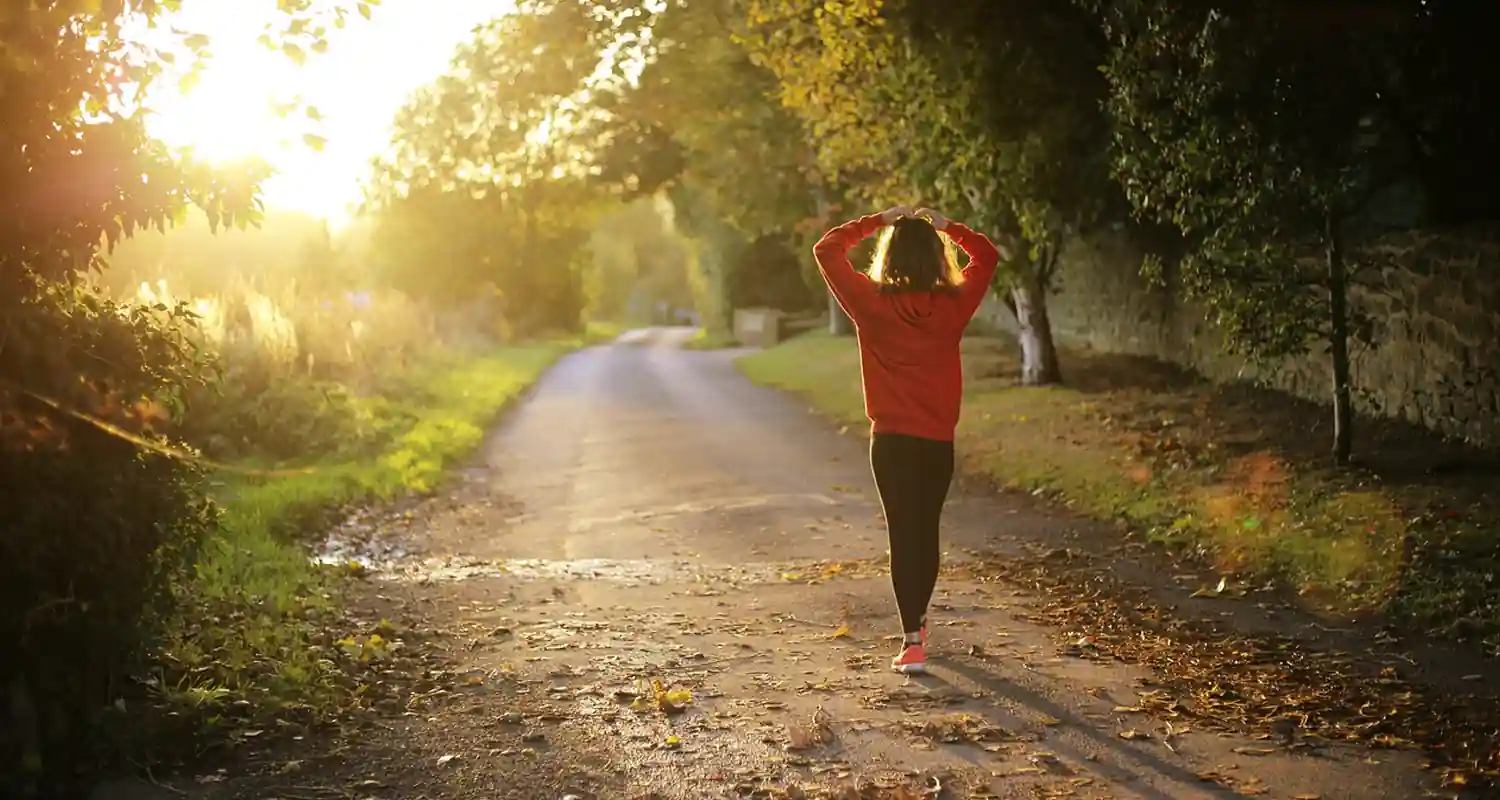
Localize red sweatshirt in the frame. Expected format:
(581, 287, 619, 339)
(813, 213, 1001, 442)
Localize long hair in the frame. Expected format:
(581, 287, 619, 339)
(867, 216, 965, 293)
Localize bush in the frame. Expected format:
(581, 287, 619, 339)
(136, 281, 454, 465)
(1, 279, 218, 795)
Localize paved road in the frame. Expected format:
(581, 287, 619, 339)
(195, 327, 1439, 800)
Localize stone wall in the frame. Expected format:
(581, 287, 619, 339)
(733, 307, 785, 348)
(978, 226, 1500, 445)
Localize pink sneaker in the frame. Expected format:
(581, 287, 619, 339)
(892, 643, 928, 674)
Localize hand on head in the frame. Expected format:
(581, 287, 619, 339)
(879, 205, 914, 224)
(878, 205, 950, 230)
(914, 207, 949, 230)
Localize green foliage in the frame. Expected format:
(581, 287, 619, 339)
(739, 0, 1116, 380)
(1101, 2, 1387, 360)
(743, 0, 1114, 250)
(587, 198, 696, 322)
(0, 1, 376, 792)
(361, 1, 646, 333)
(0, 285, 219, 791)
(131, 343, 572, 780)
(1094, 1, 1458, 461)
(584, 0, 826, 320)
(602, 0, 818, 240)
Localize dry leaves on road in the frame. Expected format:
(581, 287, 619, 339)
(954, 549, 1500, 791)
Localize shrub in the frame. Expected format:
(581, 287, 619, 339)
(1, 279, 219, 795)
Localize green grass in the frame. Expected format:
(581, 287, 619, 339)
(738, 330, 1500, 640)
(152, 342, 575, 732)
(683, 327, 740, 350)
(582, 319, 628, 344)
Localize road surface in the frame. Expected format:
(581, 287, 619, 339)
(190, 327, 1438, 800)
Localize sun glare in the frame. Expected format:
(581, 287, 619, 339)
(142, 0, 516, 228)
(149, 66, 301, 164)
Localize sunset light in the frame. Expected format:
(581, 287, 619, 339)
(8, 1, 1496, 797)
(143, 0, 512, 226)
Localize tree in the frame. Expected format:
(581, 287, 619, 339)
(593, 0, 825, 330)
(0, 1, 376, 791)
(1099, 0, 1432, 464)
(587, 197, 695, 322)
(361, 0, 631, 333)
(741, 0, 1117, 384)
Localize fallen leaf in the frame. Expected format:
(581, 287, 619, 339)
(436, 754, 458, 766)
(1118, 729, 1152, 740)
(830, 624, 852, 640)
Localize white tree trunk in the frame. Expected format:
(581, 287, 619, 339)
(1008, 272, 1062, 385)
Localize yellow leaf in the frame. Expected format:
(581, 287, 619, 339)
(830, 624, 851, 640)
(178, 70, 201, 95)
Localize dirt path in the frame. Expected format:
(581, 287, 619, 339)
(176, 328, 1447, 800)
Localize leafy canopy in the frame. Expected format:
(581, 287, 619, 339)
(740, 0, 1114, 271)
(1100, 1, 1406, 360)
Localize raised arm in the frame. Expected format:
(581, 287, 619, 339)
(917, 208, 1002, 321)
(812, 206, 907, 319)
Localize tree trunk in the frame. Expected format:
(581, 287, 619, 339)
(1327, 211, 1353, 466)
(809, 182, 854, 336)
(1009, 271, 1062, 385)
(828, 293, 853, 336)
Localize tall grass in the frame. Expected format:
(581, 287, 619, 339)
(119, 278, 575, 748)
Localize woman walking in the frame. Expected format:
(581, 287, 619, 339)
(812, 205, 1000, 674)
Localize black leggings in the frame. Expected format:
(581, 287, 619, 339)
(870, 432, 955, 635)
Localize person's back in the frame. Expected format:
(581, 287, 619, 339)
(811, 205, 1001, 674)
(813, 208, 999, 442)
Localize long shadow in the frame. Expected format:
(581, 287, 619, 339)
(912, 662, 1245, 800)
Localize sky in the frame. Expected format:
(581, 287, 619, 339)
(146, 0, 515, 228)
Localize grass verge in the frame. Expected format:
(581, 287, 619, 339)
(738, 330, 1500, 645)
(683, 327, 740, 350)
(141, 341, 575, 754)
